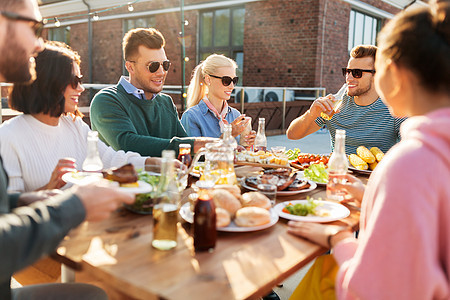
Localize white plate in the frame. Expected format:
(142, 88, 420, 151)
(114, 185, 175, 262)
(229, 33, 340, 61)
(62, 172, 152, 194)
(179, 203, 279, 232)
(348, 166, 372, 175)
(241, 180, 317, 196)
(274, 200, 350, 223)
(296, 171, 327, 187)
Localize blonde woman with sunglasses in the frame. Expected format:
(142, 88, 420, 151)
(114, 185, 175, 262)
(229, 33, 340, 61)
(181, 54, 256, 146)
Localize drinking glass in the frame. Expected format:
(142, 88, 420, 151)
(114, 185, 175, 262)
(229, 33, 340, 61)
(321, 83, 348, 120)
(257, 174, 278, 206)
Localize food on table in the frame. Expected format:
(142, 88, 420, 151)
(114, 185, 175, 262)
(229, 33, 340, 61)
(245, 170, 311, 192)
(303, 162, 329, 184)
(282, 198, 330, 217)
(263, 167, 291, 177)
(126, 169, 160, 213)
(356, 146, 376, 163)
(285, 148, 301, 161)
(234, 206, 271, 227)
(349, 154, 369, 170)
(241, 192, 271, 210)
(214, 184, 241, 199)
(349, 146, 384, 171)
(370, 147, 384, 162)
(291, 153, 330, 170)
(211, 189, 242, 216)
(102, 163, 139, 186)
(235, 150, 289, 166)
(216, 207, 231, 227)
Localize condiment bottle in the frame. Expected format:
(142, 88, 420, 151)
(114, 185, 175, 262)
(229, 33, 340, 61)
(326, 129, 349, 201)
(82, 130, 103, 172)
(152, 150, 180, 250)
(193, 180, 216, 252)
(254, 117, 267, 152)
(178, 143, 192, 167)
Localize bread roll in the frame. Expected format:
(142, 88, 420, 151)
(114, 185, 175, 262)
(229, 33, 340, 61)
(216, 207, 231, 227)
(235, 207, 271, 227)
(241, 192, 271, 210)
(211, 189, 242, 216)
(214, 185, 241, 199)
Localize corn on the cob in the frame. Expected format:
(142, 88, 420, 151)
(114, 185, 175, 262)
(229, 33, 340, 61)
(356, 146, 375, 163)
(349, 154, 369, 170)
(370, 147, 384, 162)
(369, 161, 378, 171)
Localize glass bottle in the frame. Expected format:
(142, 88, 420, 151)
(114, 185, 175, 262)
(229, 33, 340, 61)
(254, 118, 267, 152)
(326, 129, 349, 201)
(178, 143, 192, 167)
(82, 131, 103, 172)
(193, 180, 216, 252)
(222, 124, 237, 151)
(152, 150, 180, 250)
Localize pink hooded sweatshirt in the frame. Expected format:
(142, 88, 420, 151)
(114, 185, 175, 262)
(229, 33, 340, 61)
(333, 108, 450, 299)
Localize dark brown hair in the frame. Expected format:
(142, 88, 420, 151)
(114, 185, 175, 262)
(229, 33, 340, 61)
(0, 0, 25, 11)
(9, 41, 83, 118)
(122, 28, 165, 61)
(378, 1, 450, 94)
(350, 45, 378, 61)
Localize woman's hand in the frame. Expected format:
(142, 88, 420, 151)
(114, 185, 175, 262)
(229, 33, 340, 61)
(287, 222, 351, 248)
(230, 115, 250, 137)
(242, 130, 256, 147)
(38, 158, 77, 191)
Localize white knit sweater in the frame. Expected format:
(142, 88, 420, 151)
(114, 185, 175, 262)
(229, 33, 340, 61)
(0, 114, 146, 192)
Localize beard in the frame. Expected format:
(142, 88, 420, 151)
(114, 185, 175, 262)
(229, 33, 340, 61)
(0, 23, 36, 84)
(348, 81, 372, 97)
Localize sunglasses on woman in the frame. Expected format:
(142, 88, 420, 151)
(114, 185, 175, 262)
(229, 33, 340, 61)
(70, 75, 83, 89)
(0, 11, 44, 38)
(209, 74, 239, 86)
(342, 68, 376, 78)
(129, 60, 171, 73)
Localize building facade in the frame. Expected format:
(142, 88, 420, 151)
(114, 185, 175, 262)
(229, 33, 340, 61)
(39, 0, 406, 108)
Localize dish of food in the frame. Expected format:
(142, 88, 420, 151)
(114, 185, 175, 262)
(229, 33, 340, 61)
(242, 178, 317, 196)
(296, 171, 327, 187)
(179, 203, 279, 232)
(290, 153, 330, 170)
(62, 172, 153, 194)
(274, 200, 350, 222)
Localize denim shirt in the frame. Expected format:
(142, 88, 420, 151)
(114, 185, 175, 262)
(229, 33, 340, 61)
(181, 99, 241, 140)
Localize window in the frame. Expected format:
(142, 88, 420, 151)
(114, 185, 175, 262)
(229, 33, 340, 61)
(48, 26, 71, 45)
(348, 10, 380, 51)
(124, 16, 156, 34)
(199, 7, 245, 84)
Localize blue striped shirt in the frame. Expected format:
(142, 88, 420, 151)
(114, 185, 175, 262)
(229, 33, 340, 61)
(315, 95, 406, 155)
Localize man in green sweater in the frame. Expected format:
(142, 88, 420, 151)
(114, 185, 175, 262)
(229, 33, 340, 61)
(90, 28, 216, 157)
(0, 1, 134, 298)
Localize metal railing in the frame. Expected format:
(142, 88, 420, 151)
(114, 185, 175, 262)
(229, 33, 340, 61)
(1, 82, 326, 128)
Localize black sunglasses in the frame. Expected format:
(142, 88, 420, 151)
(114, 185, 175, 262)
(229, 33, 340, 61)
(0, 11, 44, 37)
(130, 60, 171, 73)
(342, 68, 376, 78)
(70, 75, 83, 89)
(209, 74, 239, 86)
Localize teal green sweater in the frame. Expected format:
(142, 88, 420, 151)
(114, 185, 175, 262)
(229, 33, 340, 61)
(90, 84, 194, 157)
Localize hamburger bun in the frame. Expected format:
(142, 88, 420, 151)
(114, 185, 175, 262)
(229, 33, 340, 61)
(234, 207, 271, 227)
(214, 184, 241, 199)
(216, 207, 231, 227)
(241, 192, 271, 210)
(211, 189, 242, 216)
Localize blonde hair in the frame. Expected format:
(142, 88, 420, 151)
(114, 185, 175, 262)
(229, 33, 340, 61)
(186, 54, 238, 108)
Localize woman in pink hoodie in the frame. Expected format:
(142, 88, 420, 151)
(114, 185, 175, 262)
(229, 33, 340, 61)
(288, 1, 450, 299)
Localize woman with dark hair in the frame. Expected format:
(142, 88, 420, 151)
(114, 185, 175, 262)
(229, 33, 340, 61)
(288, 1, 450, 299)
(0, 42, 161, 192)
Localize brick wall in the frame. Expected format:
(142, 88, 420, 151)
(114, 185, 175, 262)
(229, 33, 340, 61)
(40, 0, 400, 107)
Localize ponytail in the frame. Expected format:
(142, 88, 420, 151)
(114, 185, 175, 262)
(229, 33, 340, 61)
(186, 62, 207, 108)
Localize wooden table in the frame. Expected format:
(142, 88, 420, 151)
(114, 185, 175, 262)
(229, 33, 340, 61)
(54, 177, 362, 300)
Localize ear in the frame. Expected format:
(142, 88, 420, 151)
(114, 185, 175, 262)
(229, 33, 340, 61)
(204, 74, 211, 86)
(125, 61, 134, 74)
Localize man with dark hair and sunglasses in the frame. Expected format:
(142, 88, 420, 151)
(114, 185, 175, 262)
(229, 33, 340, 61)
(0, 1, 135, 299)
(90, 28, 216, 157)
(287, 44, 405, 155)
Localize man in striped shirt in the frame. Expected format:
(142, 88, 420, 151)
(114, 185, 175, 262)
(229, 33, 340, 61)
(287, 45, 405, 155)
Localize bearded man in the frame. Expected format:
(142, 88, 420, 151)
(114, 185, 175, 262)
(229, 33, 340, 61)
(286, 45, 405, 154)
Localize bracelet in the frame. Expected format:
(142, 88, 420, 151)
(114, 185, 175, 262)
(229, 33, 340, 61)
(327, 227, 352, 249)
